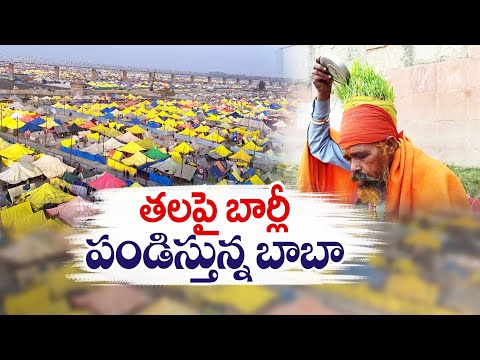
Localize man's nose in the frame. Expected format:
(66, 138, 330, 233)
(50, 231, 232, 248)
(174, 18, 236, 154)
(350, 160, 362, 173)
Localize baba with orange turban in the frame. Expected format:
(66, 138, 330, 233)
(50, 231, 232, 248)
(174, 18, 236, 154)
(297, 62, 471, 221)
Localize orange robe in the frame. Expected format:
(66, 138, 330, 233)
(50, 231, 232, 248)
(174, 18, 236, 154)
(297, 132, 472, 221)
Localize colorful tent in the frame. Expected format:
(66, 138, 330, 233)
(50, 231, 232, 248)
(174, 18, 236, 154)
(117, 142, 145, 154)
(0, 201, 33, 229)
(245, 174, 265, 185)
(19, 183, 75, 211)
(122, 152, 154, 167)
(144, 148, 170, 161)
(46, 196, 98, 226)
(229, 149, 252, 162)
(12, 210, 48, 234)
(173, 142, 193, 154)
(124, 125, 146, 134)
(135, 138, 158, 150)
(87, 172, 126, 190)
(209, 144, 232, 158)
(242, 141, 263, 152)
(0, 144, 34, 161)
(204, 132, 226, 143)
(0, 137, 11, 150)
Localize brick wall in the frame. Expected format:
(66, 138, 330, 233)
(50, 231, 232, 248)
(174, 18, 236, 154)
(388, 46, 480, 166)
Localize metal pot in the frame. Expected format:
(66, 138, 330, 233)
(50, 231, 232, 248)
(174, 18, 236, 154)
(317, 54, 350, 84)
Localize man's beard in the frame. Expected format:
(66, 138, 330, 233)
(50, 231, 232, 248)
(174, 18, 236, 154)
(351, 161, 390, 206)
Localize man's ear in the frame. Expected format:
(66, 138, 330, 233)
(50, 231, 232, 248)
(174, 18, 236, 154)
(385, 136, 397, 155)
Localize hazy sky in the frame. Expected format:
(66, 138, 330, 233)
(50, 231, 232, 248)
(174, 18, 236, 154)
(0, 45, 285, 77)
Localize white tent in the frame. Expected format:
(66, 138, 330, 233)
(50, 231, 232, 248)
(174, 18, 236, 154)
(116, 132, 141, 143)
(150, 157, 178, 175)
(10, 111, 24, 120)
(103, 137, 124, 151)
(174, 163, 197, 181)
(82, 143, 105, 155)
(0, 162, 43, 185)
(31, 155, 76, 178)
(9, 102, 25, 110)
(18, 154, 35, 163)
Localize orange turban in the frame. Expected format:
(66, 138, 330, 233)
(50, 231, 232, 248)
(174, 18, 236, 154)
(338, 96, 403, 149)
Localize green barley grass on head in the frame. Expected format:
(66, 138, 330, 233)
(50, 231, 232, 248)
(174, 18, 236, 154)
(333, 59, 395, 104)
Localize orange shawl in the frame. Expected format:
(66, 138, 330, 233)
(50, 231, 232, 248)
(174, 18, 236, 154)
(385, 137, 471, 221)
(297, 132, 471, 221)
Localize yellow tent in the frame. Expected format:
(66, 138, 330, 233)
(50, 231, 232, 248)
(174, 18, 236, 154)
(0, 201, 33, 229)
(68, 118, 85, 126)
(163, 125, 178, 132)
(184, 110, 197, 117)
(129, 182, 143, 188)
(231, 170, 243, 182)
(122, 152, 154, 167)
(177, 128, 198, 137)
(164, 119, 177, 128)
(19, 183, 75, 211)
(229, 149, 252, 163)
(104, 128, 123, 138)
(39, 119, 60, 129)
(204, 132, 225, 143)
(246, 174, 265, 185)
(111, 150, 124, 161)
(117, 142, 146, 154)
(1, 116, 25, 130)
(90, 124, 108, 133)
(136, 138, 158, 150)
(0, 144, 34, 161)
(125, 125, 146, 134)
(242, 141, 263, 152)
(86, 132, 100, 141)
(168, 152, 183, 163)
(215, 179, 228, 185)
(209, 144, 232, 157)
(0, 137, 12, 150)
(195, 125, 210, 133)
(174, 142, 193, 154)
(12, 210, 48, 234)
(50, 177, 73, 191)
(206, 114, 220, 121)
(60, 138, 77, 147)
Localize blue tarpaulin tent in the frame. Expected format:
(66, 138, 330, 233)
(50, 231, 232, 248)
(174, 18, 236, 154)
(146, 122, 160, 129)
(149, 173, 172, 186)
(18, 122, 42, 132)
(130, 118, 143, 125)
(102, 113, 115, 119)
(209, 165, 224, 178)
(30, 117, 46, 126)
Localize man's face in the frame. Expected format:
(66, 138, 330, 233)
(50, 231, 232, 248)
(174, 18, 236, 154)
(343, 143, 390, 205)
(343, 143, 385, 181)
